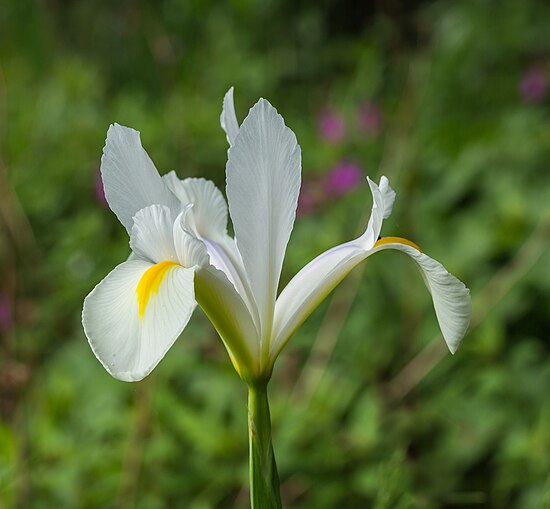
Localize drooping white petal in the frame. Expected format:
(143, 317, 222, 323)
(163, 174, 228, 240)
(272, 235, 470, 359)
(83, 259, 196, 381)
(272, 174, 470, 359)
(130, 205, 176, 264)
(371, 241, 471, 353)
(226, 99, 301, 339)
(100, 124, 179, 232)
(220, 86, 240, 146)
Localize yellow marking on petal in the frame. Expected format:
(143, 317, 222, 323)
(136, 261, 178, 318)
(374, 236, 423, 252)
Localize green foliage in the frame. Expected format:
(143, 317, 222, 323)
(1, 0, 549, 507)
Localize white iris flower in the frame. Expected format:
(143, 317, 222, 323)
(82, 88, 471, 384)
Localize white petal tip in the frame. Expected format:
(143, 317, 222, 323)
(104, 123, 141, 154)
(254, 97, 274, 111)
(371, 243, 472, 356)
(221, 87, 240, 146)
(110, 370, 149, 382)
(107, 122, 132, 135)
(447, 341, 460, 355)
(441, 285, 471, 354)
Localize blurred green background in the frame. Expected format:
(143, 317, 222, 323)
(1, 0, 550, 507)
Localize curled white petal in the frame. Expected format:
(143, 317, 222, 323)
(163, 175, 228, 241)
(129, 204, 210, 270)
(130, 205, 177, 264)
(220, 86, 240, 146)
(379, 176, 396, 219)
(358, 176, 396, 249)
(173, 208, 210, 268)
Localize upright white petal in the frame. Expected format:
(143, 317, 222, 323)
(101, 124, 179, 232)
(220, 86, 240, 146)
(371, 241, 471, 353)
(226, 99, 301, 340)
(83, 260, 196, 381)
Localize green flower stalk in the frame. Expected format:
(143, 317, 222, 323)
(248, 382, 281, 509)
(82, 88, 471, 507)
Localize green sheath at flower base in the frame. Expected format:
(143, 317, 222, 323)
(82, 87, 472, 508)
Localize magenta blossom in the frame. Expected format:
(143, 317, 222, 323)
(318, 109, 346, 142)
(297, 181, 319, 216)
(324, 162, 364, 196)
(96, 170, 109, 208)
(520, 67, 547, 103)
(0, 294, 12, 332)
(358, 102, 382, 135)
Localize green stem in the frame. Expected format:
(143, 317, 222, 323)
(248, 381, 282, 509)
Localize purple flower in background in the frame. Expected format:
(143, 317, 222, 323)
(0, 294, 12, 332)
(520, 67, 547, 103)
(318, 108, 346, 143)
(358, 102, 382, 135)
(324, 162, 363, 196)
(297, 182, 317, 215)
(96, 170, 108, 208)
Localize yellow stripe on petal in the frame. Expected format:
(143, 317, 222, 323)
(374, 236, 423, 252)
(136, 261, 178, 318)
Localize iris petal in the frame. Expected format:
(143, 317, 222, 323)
(226, 99, 301, 347)
(100, 124, 179, 232)
(83, 260, 196, 381)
